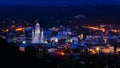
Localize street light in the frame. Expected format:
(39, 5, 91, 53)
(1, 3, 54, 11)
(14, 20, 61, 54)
(96, 47, 100, 54)
(22, 41, 26, 44)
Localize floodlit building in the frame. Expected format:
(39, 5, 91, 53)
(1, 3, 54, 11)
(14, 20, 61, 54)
(32, 23, 44, 44)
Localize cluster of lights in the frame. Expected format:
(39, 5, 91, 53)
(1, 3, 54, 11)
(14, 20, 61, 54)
(19, 47, 25, 52)
(83, 26, 119, 33)
(2, 29, 9, 32)
(15, 27, 25, 31)
(55, 50, 65, 56)
(111, 29, 117, 33)
(2, 27, 25, 32)
(89, 47, 100, 54)
(83, 26, 106, 32)
(78, 34, 84, 39)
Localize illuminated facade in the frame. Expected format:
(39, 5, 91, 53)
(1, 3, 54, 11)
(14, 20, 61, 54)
(32, 23, 44, 44)
(40, 28, 44, 43)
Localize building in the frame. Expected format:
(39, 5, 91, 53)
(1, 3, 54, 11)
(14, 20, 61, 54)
(32, 23, 44, 44)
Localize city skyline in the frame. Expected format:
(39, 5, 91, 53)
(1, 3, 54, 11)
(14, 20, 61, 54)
(1, 0, 120, 68)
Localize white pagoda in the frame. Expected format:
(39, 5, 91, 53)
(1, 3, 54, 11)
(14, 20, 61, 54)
(32, 23, 44, 44)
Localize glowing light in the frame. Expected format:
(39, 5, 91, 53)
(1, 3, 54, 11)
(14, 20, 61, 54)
(89, 49, 93, 51)
(81, 50, 85, 53)
(44, 40, 48, 43)
(15, 27, 24, 31)
(104, 39, 107, 43)
(70, 39, 73, 42)
(19, 47, 25, 52)
(116, 48, 120, 52)
(103, 48, 110, 53)
(96, 47, 100, 51)
(54, 38, 58, 42)
(78, 34, 84, 39)
(55, 50, 65, 56)
(61, 52, 65, 56)
(89, 49, 96, 54)
(51, 37, 58, 42)
(82, 26, 106, 32)
(111, 29, 117, 33)
(81, 34, 84, 39)
(91, 50, 96, 54)
(100, 28, 105, 32)
(22, 41, 26, 44)
(4, 29, 9, 32)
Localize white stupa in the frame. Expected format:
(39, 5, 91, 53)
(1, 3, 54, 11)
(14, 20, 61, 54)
(32, 23, 44, 44)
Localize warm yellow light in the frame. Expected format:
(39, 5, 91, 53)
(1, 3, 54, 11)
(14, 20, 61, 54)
(61, 52, 65, 56)
(4, 29, 9, 32)
(83, 26, 106, 32)
(15, 27, 24, 31)
(96, 47, 100, 51)
(81, 34, 84, 39)
(89, 49, 97, 54)
(103, 48, 110, 53)
(111, 29, 117, 33)
(100, 28, 105, 32)
(89, 49, 93, 51)
(91, 50, 96, 54)
(19, 47, 25, 52)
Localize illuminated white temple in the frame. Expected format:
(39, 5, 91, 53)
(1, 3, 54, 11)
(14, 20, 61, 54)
(32, 23, 44, 44)
(40, 28, 44, 43)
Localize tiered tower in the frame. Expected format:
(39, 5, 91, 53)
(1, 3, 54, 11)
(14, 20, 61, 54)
(32, 23, 44, 44)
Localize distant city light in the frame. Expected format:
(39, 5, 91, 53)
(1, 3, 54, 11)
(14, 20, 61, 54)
(82, 26, 106, 32)
(22, 41, 26, 44)
(111, 29, 117, 33)
(96, 47, 100, 51)
(19, 47, 25, 52)
(54, 38, 58, 42)
(44, 40, 48, 43)
(61, 52, 65, 56)
(15, 27, 24, 31)
(103, 39, 107, 43)
(5, 29, 9, 32)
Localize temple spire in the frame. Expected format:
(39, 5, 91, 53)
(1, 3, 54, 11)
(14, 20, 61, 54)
(32, 23, 40, 44)
(31, 23, 44, 44)
(40, 28, 44, 43)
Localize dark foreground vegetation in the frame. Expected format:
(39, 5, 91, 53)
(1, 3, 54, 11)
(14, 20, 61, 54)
(0, 37, 120, 68)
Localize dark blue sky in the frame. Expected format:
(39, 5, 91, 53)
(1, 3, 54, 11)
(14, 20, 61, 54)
(0, 0, 120, 6)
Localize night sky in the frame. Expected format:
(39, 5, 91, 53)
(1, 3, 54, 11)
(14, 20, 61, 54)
(0, 0, 120, 25)
(0, 0, 120, 6)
